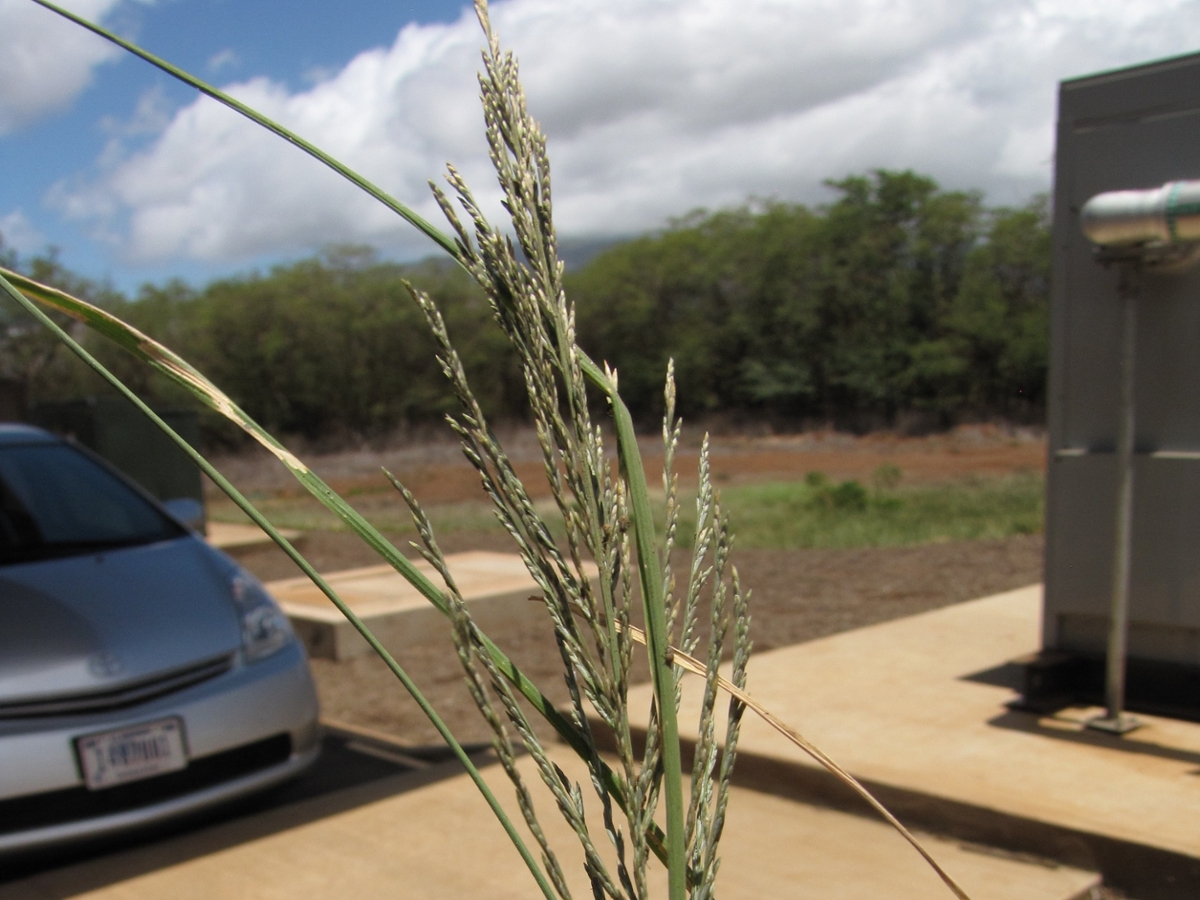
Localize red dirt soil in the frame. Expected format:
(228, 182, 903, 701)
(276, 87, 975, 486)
(211, 423, 1046, 505)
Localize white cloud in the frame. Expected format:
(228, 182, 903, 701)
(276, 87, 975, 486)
(207, 48, 239, 74)
(54, 0, 1200, 264)
(95, 85, 173, 169)
(0, 209, 47, 254)
(0, 0, 127, 135)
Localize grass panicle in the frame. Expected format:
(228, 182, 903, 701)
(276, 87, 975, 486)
(10, 1, 976, 897)
(388, 5, 721, 894)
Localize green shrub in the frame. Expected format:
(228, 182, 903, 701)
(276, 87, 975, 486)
(873, 463, 903, 491)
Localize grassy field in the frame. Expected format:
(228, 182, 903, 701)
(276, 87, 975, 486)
(210, 468, 1045, 551)
(700, 471, 1044, 549)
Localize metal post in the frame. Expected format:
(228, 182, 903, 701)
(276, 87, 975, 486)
(1088, 264, 1143, 735)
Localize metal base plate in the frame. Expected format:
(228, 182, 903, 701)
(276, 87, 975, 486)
(1085, 713, 1144, 735)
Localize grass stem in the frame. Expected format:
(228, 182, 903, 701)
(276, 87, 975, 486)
(579, 355, 687, 900)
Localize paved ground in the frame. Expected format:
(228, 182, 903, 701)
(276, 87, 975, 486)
(1, 732, 1099, 900)
(0, 728, 445, 889)
(0, 588, 1113, 900)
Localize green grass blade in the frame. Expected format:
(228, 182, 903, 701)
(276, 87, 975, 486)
(0, 269, 559, 900)
(27, 0, 460, 261)
(579, 357, 687, 900)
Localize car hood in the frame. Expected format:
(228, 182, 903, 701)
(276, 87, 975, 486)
(0, 537, 242, 705)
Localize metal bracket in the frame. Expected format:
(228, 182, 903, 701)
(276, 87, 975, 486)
(1093, 241, 1200, 273)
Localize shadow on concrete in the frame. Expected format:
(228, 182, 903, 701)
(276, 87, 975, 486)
(963, 655, 1200, 724)
(959, 660, 1025, 690)
(984, 707, 1200, 770)
(962, 661, 1200, 771)
(1, 730, 494, 894)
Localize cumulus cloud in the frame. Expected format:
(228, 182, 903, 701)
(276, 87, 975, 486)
(54, 0, 1200, 263)
(0, 0, 128, 135)
(0, 209, 46, 254)
(207, 49, 239, 74)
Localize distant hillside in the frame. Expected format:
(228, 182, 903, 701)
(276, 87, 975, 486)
(556, 236, 632, 271)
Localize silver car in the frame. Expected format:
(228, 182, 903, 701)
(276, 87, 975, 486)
(0, 424, 320, 854)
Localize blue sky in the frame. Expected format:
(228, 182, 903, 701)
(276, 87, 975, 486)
(3, 0, 1200, 296)
(1, 0, 472, 290)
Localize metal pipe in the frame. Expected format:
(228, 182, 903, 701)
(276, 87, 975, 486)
(1108, 271, 1136, 719)
(1087, 266, 1142, 735)
(1081, 179, 1200, 247)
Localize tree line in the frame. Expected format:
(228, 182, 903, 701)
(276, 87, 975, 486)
(1, 170, 1049, 445)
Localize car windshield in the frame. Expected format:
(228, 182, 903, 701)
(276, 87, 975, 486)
(0, 442, 182, 565)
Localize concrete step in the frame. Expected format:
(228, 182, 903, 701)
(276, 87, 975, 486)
(206, 521, 301, 553)
(268, 551, 595, 660)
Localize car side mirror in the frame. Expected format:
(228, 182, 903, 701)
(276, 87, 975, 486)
(162, 497, 206, 534)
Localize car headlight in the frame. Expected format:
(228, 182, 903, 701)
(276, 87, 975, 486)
(230, 573, 293, 663)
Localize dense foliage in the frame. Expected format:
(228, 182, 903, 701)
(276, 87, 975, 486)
(570, 170, 1050, 426)
(1, 170, 1050, 443)
(2, 246, 525, 443)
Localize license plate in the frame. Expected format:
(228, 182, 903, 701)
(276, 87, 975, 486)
(76, 718, 188, 790)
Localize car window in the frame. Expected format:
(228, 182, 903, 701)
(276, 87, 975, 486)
(0, 442, 182, 564)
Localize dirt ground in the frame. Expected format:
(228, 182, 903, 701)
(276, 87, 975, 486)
(224, 425, 1048, 745)
(209, 422, 1046, 505)
(236, 532, 1043, 745)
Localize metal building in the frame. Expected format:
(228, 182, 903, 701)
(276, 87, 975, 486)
(1039, 51, 1200, 718)
(29, 396, 204, 508)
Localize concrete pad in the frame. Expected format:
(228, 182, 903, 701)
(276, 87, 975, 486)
(206, 521, 301, 553)
(625, 585, 1200, 881)
(1, 749, 1098, 900)
(269, 552, 597, 660)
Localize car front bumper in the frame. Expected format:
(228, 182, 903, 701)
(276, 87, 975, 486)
(0, 641, 320, 854)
